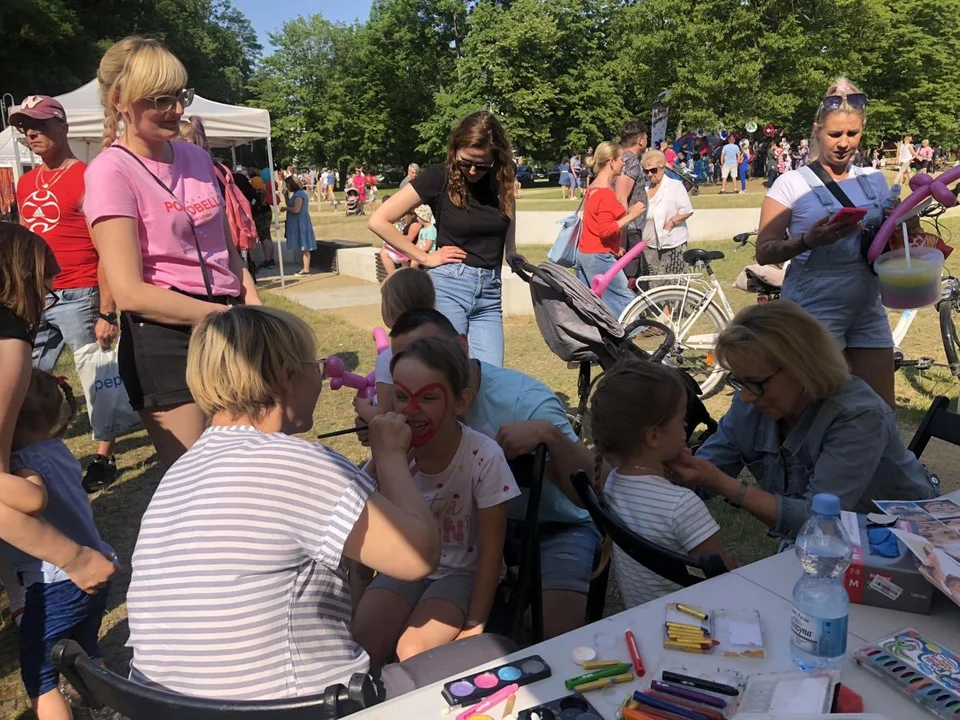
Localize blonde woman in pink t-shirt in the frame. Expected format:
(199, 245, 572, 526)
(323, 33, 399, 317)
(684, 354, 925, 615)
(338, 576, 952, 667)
(85, 37, 261, 468)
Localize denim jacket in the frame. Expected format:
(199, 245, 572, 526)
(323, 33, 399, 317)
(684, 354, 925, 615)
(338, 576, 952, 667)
(696, 377, 938, 539)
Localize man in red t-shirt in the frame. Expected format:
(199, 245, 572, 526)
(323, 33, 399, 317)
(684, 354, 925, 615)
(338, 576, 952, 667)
(12, 95, 119, 492)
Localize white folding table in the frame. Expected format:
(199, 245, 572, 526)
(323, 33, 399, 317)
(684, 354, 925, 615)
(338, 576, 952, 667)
(354, 553, 956, 718)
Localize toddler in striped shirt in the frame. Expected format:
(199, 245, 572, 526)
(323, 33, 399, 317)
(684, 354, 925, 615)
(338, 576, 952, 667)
(590, 359, 732, 607)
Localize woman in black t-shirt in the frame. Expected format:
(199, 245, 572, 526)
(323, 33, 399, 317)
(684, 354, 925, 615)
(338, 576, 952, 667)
(368, 111, 521, 366)
(0, 223, 116, 594)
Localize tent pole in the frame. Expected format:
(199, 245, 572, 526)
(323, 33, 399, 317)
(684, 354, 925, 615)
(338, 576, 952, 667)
(265, 135, 284, 288)
(11, 128, 24, 184)
(230, 145, 237, 170)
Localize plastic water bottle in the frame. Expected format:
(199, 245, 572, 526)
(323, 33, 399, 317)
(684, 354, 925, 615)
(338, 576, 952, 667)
(790, 493, 853, 670)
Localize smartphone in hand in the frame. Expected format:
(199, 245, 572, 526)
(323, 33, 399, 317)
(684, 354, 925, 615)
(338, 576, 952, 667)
(828, 207, 867, 225)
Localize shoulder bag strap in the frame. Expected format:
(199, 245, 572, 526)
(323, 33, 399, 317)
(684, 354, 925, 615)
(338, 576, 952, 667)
(806, 160, 855, 208)
(110, 144, 214, 301)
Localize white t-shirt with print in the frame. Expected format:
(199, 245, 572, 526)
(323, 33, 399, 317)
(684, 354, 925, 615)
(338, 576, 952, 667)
(368, 424, 520, 579)
(603, 470, 720, 607)
(766, 167, 888, 265)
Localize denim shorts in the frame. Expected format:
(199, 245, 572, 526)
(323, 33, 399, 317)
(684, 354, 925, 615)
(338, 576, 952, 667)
(32, 286, 100, 371)
(429, 264, 504, 366)
(506, 521, 602, 594)
(19, 580, 109, 698)
(782, 263, 893, 350)
(368, 572, 474, 616)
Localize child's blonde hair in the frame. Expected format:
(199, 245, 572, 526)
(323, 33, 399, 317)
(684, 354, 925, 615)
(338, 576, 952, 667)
(381, 268, 435, 327)
(589, 359, 686, 484)
(97, 36, 189, 148)
(14, 370, 78, 449)
(187, 306, 316, 421)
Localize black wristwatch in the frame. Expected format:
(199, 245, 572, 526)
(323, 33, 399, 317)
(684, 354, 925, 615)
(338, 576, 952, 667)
(99, 312, 118, 325)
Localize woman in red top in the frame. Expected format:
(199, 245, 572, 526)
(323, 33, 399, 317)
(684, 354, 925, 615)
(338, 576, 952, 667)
(575, 141, 646, 319)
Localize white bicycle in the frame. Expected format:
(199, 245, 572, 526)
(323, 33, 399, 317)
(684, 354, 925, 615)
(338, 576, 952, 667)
(618, 247, 737, 398)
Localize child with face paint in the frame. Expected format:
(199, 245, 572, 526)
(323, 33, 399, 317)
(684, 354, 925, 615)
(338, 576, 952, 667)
(355, 269, 436, 435)
(352, 337, 521, 666)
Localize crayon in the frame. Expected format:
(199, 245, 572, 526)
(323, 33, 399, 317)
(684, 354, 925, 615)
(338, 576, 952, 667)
(665, 622, 710, 634)
(650, 681, 728, 709)
(622, 708, 678, 720)
(646, 692, 725, 720)
(625, 630, 646, 677)
(675, 603, 709, 621)
(581, 659, 624, 670)
(564, 662, 632, 690)
(455, 684, 519, 720)
(634, 692, 713, 720)
(574, 672, 633, 692)
(661, 670, 740, 697)
(664, 640, 709, 653)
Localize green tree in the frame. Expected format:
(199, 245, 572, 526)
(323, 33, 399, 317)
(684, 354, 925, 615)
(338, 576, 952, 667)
(0, 0, 260, 103)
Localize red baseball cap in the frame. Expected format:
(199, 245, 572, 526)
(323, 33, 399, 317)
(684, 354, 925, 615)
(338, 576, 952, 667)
(9, 95, 66, 125)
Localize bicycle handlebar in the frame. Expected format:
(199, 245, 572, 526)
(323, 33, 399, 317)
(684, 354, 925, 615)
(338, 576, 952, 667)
(868, 165, 960, 262)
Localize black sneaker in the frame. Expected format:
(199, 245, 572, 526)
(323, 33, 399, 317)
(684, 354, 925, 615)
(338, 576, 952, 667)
(260, 259, 276, 269)
(82, 455, 117, 493)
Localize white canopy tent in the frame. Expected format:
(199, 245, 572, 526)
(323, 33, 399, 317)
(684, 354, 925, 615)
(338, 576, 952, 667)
(6, 81, 286, 282)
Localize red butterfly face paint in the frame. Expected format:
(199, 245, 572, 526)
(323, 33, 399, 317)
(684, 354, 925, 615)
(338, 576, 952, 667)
(393, 380, 451, 447)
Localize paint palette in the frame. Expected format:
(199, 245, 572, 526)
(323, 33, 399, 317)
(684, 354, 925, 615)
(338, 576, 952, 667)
(441, 654, 551, 706)
(854, 627, 960, 719)
(516, 692, 605, 720)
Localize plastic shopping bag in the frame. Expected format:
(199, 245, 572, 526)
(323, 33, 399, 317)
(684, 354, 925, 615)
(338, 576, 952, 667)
(73, 341, 142, 441)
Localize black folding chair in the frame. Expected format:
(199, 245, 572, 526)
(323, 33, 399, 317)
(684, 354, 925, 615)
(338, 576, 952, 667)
(908, 396, 960, 458)
(52, 640, 380, 719)
(489, 444, 547, 645)
(571, 471, 728, 587)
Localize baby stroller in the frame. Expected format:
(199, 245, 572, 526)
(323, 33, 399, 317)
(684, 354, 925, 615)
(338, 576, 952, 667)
(344, 186, 364, 216)
(509, 259, 717, 444)
(666, 165, 700, 196)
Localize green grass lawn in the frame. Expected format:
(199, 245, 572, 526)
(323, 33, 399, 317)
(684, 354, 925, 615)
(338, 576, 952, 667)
(0, 212, 957, 715)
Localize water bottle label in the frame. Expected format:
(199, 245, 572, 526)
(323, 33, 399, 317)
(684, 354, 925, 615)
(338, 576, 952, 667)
(791, 607, 848, 657)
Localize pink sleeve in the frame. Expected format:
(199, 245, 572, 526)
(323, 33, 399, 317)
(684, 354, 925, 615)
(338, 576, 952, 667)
(83, 153, 138, 225)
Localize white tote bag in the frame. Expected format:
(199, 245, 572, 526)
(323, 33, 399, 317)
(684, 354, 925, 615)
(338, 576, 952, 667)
(73, 341, 142, 441)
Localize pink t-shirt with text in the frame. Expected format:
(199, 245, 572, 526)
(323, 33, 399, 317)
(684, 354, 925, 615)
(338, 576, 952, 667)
(84, 141, 241, 297)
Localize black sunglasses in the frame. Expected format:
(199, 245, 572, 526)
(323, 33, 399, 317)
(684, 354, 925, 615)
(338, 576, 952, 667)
(821, 93, 868, 113)
(457, 158, 495, 173)
(726, 368, 782, 396)
(144, 88, 195, 114)
(642, 167, 663, 175)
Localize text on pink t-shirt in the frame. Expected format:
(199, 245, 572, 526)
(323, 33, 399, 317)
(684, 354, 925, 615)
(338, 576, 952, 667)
(83, 141, 241, 297)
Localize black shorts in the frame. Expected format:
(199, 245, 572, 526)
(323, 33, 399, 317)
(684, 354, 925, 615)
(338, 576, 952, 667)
(119, 291, 239, 411)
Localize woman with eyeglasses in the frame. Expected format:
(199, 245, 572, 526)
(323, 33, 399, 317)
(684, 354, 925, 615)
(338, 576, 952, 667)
(574, 141, 646, 318)
(84, 37, 260, 468)
(636, 149, 694, 291)
(667, 301, 937, 540)
(755, 78, 895, 408)
(0, 223, 116, 603)
(368, 110, 520, 366)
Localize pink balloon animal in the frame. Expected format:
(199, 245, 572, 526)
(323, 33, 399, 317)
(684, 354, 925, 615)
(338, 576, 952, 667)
(867, 166, 960, 262)
(325, 328, 389, 400)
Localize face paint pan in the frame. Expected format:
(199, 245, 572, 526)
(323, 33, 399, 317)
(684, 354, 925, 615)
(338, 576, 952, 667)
(516, 692, 606, 720)
(441, 654, 552, 706)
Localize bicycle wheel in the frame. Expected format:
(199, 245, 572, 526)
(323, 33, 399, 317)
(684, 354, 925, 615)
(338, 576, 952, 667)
(940, 281, 960, 377)
(619, 285, 730, 397)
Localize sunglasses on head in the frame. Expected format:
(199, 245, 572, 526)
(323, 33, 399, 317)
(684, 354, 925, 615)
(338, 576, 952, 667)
(820, 92, 868, 113)
(456, 158, 495, 173)
(144, 88, 195, 114)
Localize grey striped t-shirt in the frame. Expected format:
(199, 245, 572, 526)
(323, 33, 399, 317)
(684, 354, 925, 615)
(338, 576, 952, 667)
(126, 425, 375, 700)
(604, 470, 720, 608)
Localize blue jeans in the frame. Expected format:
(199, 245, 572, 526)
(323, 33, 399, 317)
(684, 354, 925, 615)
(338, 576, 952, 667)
(575, 251, 634, 321)
(19, 580, 109, 697)
(429, 264, 504, 366)
(32, 286, 100, 371)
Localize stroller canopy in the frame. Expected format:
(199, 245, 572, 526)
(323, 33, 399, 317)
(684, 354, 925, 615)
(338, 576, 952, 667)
(525, 262, 625, 365)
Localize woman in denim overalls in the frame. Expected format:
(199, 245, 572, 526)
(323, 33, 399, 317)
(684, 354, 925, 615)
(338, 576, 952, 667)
(755, 78, 895, 407)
